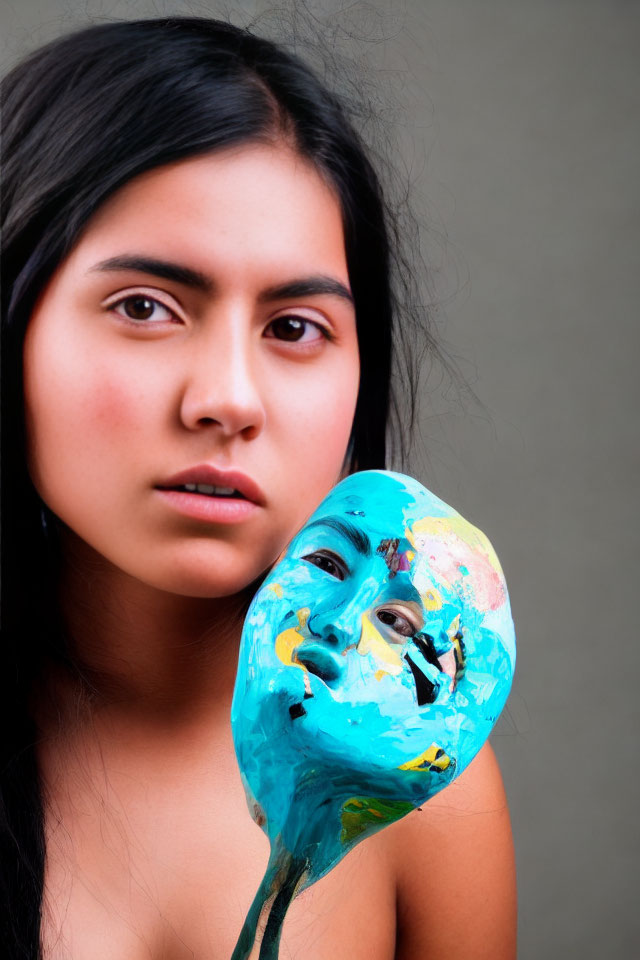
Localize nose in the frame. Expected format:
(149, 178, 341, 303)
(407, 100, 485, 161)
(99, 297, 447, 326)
(179, 311, 266, 439)
(308, 594, 365, 650)
(295, 597, 364, 683)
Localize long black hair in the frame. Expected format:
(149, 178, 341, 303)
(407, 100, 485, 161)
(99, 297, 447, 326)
(1, 16, 444, 957)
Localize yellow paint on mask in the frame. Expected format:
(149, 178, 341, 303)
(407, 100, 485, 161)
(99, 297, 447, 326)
(296, 607, 310, 630)
(267, 583, 284, 598)
(398, 743, 451, 772)
(447, 614, 466, 678)
(356, 614, 403, 675)
(422, 587, 443, 610)
(275, 627, 305, 668)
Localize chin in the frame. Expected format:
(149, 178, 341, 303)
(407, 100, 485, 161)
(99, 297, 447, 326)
(146, 550, 273, 599)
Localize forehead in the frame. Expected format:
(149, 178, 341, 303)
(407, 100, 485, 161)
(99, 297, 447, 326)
(69, 142, 348, 282)
(288, 474, 439, 591)
(302, 471, 451, 543)
(290, 471, 506, 613)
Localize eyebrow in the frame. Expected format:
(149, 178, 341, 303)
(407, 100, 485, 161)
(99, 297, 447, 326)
(303, 516, 372, 557)
(89, 255, 355, 306)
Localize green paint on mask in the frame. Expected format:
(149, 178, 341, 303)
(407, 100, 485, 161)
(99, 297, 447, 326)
(340, 796, 416, 844)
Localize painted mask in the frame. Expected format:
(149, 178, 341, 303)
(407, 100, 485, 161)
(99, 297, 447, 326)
(230, 470, 516, 959)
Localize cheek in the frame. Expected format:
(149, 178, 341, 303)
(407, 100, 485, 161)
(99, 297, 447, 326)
(271, 393, 356, 534)
(272, 353, 359, 470)
(252, 359, 359, 575)
(23, 333, 152, 507)
(79, 373, 156, 456)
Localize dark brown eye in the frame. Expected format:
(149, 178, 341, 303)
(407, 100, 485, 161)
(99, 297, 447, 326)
(302, 551, 347, 580)
(126, 296, 154, 319)
(112, 295, 174, 323)
(266, 316, 325, 343)
(376, 609, 415, 637)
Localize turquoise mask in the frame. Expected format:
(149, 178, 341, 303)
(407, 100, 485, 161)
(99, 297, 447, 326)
(231, 470, 516, 959)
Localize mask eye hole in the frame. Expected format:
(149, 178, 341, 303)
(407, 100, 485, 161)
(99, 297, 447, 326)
(404, 653, 439, 705)
(301, 550, 348, 581)
(375, 607, 418, 639)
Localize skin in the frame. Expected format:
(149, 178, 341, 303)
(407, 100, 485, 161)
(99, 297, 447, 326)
(25, 142, 516, 959)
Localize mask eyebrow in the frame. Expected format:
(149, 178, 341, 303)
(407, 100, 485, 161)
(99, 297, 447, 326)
(302, 516, 372, 557)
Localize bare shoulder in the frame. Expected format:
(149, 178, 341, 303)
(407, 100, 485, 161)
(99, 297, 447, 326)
(387, 741, 517, 960)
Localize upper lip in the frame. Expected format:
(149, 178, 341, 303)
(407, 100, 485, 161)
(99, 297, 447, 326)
(156, 464, 266, 505)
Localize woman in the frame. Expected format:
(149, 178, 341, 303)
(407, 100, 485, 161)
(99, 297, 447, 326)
(1, 16, 516, 959)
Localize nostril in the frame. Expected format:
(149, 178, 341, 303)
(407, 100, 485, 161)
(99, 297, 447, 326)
(306, 617, 343, 646)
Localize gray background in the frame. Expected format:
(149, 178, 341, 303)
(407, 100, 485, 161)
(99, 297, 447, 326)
(2, 1, 638, 957)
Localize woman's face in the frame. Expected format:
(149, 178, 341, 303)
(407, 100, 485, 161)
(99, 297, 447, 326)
(23, 143, 360, 596)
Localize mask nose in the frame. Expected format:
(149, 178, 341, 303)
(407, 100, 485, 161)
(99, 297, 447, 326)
(294, 601, 362, 684)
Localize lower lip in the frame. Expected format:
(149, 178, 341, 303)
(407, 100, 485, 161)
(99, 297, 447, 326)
(154, 488, 260, 524)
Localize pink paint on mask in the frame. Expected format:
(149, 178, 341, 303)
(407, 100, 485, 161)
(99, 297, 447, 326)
(409, 517, 506, 612)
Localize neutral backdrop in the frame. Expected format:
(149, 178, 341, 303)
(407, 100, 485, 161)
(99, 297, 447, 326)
(2, 1, 638, 957)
